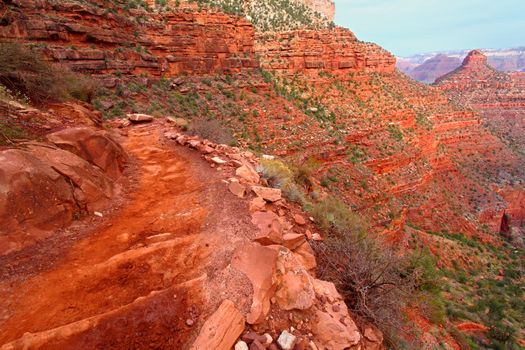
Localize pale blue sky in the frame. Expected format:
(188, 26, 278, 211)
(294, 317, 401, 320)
(334, 0, 525, 56)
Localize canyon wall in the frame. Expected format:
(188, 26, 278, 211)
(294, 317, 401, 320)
(0, 0, 258, 79)
(255, 28, 396, 76)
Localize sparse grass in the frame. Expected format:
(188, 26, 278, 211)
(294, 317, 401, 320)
(0, 43, 97, 104)
(188, 116, 236, 145)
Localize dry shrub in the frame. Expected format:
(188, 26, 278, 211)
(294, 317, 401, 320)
(309, 196, 443, 348)
(188, 116, 236, 145)
(313, 233, 416, 347)
(0, 43, 96, 104)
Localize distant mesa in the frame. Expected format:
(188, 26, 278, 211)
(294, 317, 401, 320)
(461, 49, 488, 68)
(398, 47, 525, 83)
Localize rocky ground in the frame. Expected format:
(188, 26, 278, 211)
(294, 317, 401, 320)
(0, 111, 384, 349)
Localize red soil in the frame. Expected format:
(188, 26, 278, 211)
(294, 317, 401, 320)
(0, 124, 223, 348)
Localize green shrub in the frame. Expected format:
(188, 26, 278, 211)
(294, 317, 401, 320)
(308, 196, 366, 236)
(0, 43, 96, 104)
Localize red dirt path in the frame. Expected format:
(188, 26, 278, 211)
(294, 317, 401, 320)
(0, 124, 232, 349)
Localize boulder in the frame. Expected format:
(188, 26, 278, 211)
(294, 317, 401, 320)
(127, 113, 154, 123)
(277, 331, 296, 350)
(282, 233, 306, 250)
(190, 299, 245, 350)
(229, 182, 246, 198)
(272, 246, 315, 311)
(249, 197, 267, 212)
(310, 280, 361, 350)
(47, 127, 127, 179)
(236, 164, 260, 184)
(292, 241, 317, 271)
(27, 143, 115, 211)
(231, 243, 279, 324)
(211, 156, 228, 165)
(0, 143, 115, 255)
(251, 211, 283, 245)
(293, 214, 306, 225)
(274, 271, 315, 310)
(311, 306, 361, 350)
(252, 186, 282, 202)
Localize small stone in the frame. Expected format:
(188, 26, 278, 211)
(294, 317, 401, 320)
(211, 157, 227, 165)
(332, 304, 341, 312)
(293, 214, 306, 225)
(229, 182, 246, 198)
(249, 339, 265, 350)
(262, 154, 275, 160)
(252, 186, 282, 202)
(268, 344, 279, 350)
(305, 230, 313, 239)
(312, 233, 322, 241)
(277, 330, 296, 350)
(94, 211, 103, 217)
(308, 341, 319, 350)
(186, 319, 194, 327)
(164, 131, 179, 139)
(236, 164, 260, 184)
(242, 332, 265, 344)
(235, 340, 249, 350)
(187, 140, 201, 148)
(127, 113, 154, 123)
(282, 233, 306, 250)
(262, 333, 273, 345)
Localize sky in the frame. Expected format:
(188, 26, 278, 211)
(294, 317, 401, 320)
(334, 0, 525, 57)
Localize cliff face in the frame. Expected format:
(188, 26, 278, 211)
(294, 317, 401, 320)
(0, 0, 258, 79)
(255, 28, 396, 76)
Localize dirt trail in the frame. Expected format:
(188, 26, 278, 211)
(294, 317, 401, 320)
(0, 124, 229, 349)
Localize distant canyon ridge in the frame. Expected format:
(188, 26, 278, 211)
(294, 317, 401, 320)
(398, 48, 525, 83)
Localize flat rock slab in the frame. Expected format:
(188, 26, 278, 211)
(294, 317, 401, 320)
(127, 114, 154, 123)
(190, 299, 245, 350)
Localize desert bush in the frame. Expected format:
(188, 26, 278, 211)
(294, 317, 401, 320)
(0, 43, 96, 103)
(313, 231, 417, 347)
(188, 116, 236, 145)
(308, 195, 366, 236)
(259, 159, 307, 204)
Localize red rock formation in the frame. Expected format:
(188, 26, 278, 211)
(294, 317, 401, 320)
(0, 127, 125, 255)
(435, 50, 525, 237)
(255, 28, 396, 76)
(1, 0, 258, 79)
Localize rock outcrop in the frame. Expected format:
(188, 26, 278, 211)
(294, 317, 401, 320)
(255, 28, 396, 76)
(1, 0, 258, 79)
(0, 128, 125, 255)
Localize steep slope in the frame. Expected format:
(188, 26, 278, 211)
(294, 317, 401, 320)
(436, 50, 525, 239)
